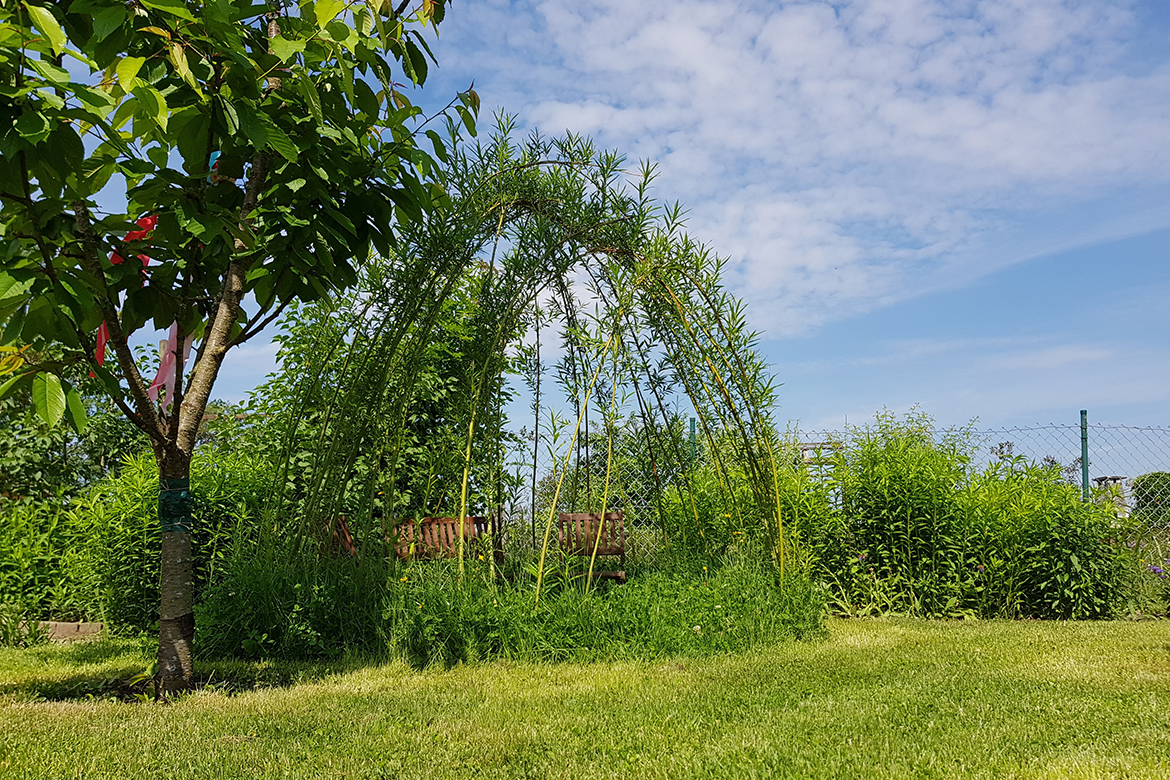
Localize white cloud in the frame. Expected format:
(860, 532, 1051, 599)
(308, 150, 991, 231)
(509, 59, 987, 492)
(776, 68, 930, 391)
(430, 0, 1170, 335)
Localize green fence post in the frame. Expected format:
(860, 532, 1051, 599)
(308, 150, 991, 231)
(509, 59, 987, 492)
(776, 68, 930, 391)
(1080, 409, 1090, 502)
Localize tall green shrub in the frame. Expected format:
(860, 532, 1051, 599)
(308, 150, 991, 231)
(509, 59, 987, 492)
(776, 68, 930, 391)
(961, 460, 1124, 619)
(72, 449, 270, 633)
(829, 410, 972, 615)
(0, 501, 98, 620)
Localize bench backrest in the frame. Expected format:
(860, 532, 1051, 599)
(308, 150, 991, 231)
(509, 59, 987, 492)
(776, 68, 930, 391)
(558, 511, 625, 558)
(394, 517, 491, 560)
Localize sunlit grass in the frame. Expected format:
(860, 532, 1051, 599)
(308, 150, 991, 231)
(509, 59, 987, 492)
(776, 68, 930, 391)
(2, 618, 1168, 779)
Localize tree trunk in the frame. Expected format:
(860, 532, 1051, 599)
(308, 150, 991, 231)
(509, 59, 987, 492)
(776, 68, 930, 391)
(156, 448, 194, 698)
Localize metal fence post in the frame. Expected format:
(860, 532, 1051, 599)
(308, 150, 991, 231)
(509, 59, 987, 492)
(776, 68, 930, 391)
(1080, 409, 1090, 502)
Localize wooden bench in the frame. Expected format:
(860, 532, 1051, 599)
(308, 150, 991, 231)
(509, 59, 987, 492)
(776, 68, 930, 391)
(558, 511, 626, 580)
(394, 516, 503, 564)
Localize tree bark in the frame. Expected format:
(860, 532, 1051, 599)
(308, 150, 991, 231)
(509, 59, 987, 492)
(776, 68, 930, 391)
(156, 446, 194, 698)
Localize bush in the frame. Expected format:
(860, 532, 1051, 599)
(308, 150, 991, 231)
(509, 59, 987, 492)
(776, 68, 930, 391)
(807, 410, 1128, 619)
(0, 501, 98, 620)
(70, 449, 270, 633)
(196, 541, 393, 659)
(821, 410, 971, 616)
(962, 461, 1124, 619)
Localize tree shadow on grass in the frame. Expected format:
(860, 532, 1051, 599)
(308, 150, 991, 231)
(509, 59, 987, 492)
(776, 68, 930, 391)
(2, 640, 379, 703)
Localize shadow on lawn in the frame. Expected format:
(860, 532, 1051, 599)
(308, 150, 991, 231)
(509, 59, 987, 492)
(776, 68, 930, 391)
(2, 639, 371, 703)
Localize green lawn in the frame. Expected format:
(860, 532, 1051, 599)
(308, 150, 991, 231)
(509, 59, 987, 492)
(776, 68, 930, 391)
(1, 618, 1168, 779)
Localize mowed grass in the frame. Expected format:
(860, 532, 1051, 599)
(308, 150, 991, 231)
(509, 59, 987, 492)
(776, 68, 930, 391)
(1, 618, 1169, 779)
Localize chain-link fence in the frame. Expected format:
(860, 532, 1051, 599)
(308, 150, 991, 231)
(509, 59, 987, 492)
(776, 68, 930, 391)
(500, 422, 1170, 561)
(792, 423, 1170, 524)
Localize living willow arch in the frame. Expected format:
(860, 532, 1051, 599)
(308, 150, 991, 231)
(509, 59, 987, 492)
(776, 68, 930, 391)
(273, 119, 795, 587)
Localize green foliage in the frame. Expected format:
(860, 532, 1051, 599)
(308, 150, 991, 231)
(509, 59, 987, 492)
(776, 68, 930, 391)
(0, 602, 49, 648)
(961, 460, 1124, 619)
(70, 447, 270, 633)
(196, 541, 394, 660)
(827, 410, 972, 616)
(0, 501, 98, 620)
(807, 410, 1127, 619)
(1, 0, 469, 385)
(1132, 472, 1170, 527)
(197, 545, 824, 664)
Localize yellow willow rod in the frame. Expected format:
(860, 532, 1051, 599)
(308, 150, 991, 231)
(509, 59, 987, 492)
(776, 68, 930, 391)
(534, 326, 622, 608)
(615, 312, 706, 548)
(655, 278, 787, 576)
(664, 268, 792, 561)
(587, 349, 621, 588)
(455, 207, 510, 579)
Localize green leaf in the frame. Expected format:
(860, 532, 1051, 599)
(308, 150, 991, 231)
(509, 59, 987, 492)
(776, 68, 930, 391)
(260, 113, 298, 162)
(455, 105, 476, 138)
(32, 372, 66, 427)
(26, 4, 67, 56)
(269, 35, 305, 63)
(314, 0, 345, 28)
(404, 38, 427, 85)
(0, 273, 33, 304)
(425, 129, 448, 163)
(136, 85, 169, 130)
(0, 372, 28, 402)
(236, 103, 269, 148)
(116, 56, 146, 89)
(64, 385, 87, 433)
(168, 42, 199, 91)
(139, 0, 197, 22)
(299, 74, 324, 125)
(15, 111, 51, 143)
(28, 57, 70, 86)
(92, 5, 126, 40)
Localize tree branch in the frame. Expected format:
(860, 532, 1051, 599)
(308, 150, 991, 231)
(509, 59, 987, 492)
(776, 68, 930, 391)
(176, 150, 271, 453)
(70, 199, 165, 444)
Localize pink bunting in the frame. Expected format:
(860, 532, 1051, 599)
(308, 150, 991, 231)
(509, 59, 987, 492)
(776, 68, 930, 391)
(147, 321, 194, 408)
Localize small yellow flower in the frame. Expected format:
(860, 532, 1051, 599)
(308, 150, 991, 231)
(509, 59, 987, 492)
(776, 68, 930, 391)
(400, 576, 408, 582)
(702, 566, 708, 572)
(478, 554, 485, 561)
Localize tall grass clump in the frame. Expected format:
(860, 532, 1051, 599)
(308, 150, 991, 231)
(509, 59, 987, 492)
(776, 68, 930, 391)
(195, 539, 394, 659)
(197, 544, 823, 664)
(392, 553, 823, 667)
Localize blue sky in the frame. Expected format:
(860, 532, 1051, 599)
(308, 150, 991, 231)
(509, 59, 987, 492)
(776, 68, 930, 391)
(216, 0, 1170, 431)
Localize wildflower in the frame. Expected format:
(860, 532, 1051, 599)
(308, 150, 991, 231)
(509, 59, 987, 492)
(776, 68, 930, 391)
(702, 566, 708, 572)
(478, 555, 484, 561)
(400, 576, 408, 582)
(977, 565, 985, 573)
(693, 625, 701, 633)
(858, 552, 867, 562)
